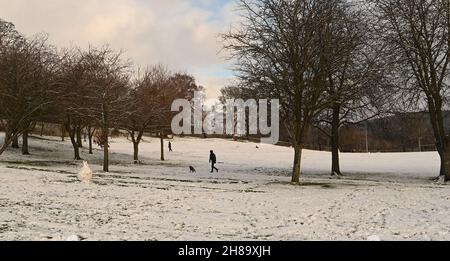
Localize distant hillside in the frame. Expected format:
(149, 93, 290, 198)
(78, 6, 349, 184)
(276, 112, 448, 153)
(334, 112, 447, 153)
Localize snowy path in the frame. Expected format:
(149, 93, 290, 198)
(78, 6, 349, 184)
(0, 135, 449, 241)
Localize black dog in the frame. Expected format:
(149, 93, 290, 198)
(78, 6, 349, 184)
(189, 166, 197, 173)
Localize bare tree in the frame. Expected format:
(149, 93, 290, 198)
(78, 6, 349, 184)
(122, 66, 170, 163)
(313, 3, 389, 176)
(369, 0, 450, 180)
(57, 48, 90, 160)
(0, 20, 59, 155)
(223, 0, 346, 183)
(82, 46, 131, 172)
(155, 73, 203, 161)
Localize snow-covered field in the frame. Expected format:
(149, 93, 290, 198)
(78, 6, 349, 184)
(0, 134, 449, 241)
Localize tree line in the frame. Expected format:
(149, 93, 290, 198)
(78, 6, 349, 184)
(3, 0, 450, 182)
(221, 0, 450, 183)
(0, 19, 202, 172)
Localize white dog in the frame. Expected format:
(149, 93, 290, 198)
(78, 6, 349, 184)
(79, 161, 93, 185)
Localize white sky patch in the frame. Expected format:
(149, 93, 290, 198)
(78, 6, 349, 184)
(0, 0, 239, 99)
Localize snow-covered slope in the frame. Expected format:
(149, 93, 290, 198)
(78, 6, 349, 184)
(123, 137, 440, 181)
(0, 134, 441, 180)
(0, 135, 448, 241)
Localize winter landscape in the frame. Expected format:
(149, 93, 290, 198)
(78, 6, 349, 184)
(2, 0, 450, 243)
(0, 134, 449, 241)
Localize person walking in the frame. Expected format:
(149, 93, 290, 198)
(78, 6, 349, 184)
(209, 150, 218, 173)
(168, 141, 173, 152)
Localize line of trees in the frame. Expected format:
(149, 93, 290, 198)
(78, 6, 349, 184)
(3, 0, 450, 182)
(0, 19, 202, 172)
(222, 0, 450, 183)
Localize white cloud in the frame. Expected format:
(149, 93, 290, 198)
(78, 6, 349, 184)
(0, 0, 238, 98)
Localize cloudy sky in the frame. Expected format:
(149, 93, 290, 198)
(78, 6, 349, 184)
(0, 0, 238, 98)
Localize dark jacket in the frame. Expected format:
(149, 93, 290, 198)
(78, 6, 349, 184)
(209, 153, 217, 164)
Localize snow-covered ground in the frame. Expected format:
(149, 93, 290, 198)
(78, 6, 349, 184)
(0, 134, 449, 241)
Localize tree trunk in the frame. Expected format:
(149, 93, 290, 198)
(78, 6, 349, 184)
(436, 147, 446, 177)
(428, 106, 448, 178)
(65, 122, 82, 160)
(88, 131, 93, 154)
(76, 128, 83, 148)
(103, 127, 109, 172)
(12, 136, 19, 149)
(61, 125, 65, 142)
(442, 138, 450, 181)
(22, 129, 30, 155)
(160, 133, 165, 161)
(291, 144, 304, 184)
(246, 109, 250, 139)
(69, 134, 81, 160)
(443, 154, 450, 181)
(40, 123, 45, 137)
(331, 103, 342, 176)
(133, 141, 140, 163)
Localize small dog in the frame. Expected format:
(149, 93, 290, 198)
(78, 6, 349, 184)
(189, 166, 197, 173)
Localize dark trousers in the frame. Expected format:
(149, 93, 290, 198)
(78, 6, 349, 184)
(211, 163, 218, 173)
